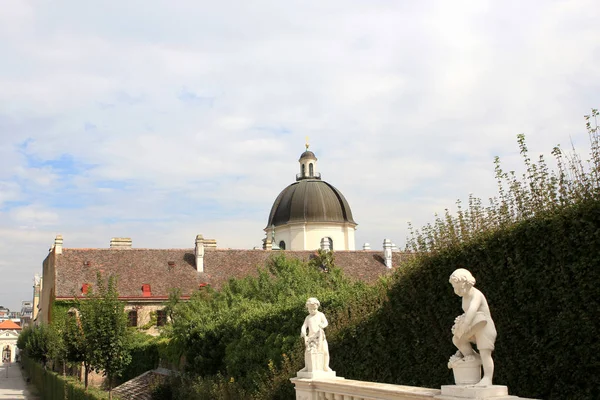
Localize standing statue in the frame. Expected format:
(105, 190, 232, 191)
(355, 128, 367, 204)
(448, 269, 497, 386)
(298, 298, 334, 376)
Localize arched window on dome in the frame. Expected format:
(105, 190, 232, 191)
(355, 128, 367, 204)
(309, 163, 314, 176)
(279, 241, 286, 250)
(301, 164, 306, 177)
(327, 237, 333, 250)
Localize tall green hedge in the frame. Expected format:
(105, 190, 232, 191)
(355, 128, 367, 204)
(331, 198, 600, 399)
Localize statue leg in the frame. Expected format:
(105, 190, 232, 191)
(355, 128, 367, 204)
(475, 349, 494, 386)
(452, 335, 475, 358)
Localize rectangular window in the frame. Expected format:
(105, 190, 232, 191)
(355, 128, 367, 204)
(156, 310, 167, 327)
(142, 284, 151, 297)
(127, 310, 138, 327)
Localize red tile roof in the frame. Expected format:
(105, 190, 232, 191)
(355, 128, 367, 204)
(0, 320, 22, 330)
(53, 248, 410, 299)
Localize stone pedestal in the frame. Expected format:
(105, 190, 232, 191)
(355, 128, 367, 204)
(436, 385, 519, 399)
(296, 369, 337, 379)
(297, 351, 336, 379)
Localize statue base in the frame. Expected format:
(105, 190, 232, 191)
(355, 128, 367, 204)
(297, 350, 336, 379)
(436, 385, 519, 399)
(296, 370, 337, 379)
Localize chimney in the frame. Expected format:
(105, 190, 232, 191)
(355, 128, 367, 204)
(363, 242, 371, 250)
(263, 238, 272, 251)
(383, 239, 393, 269)
(195, 234, 204, 273)
(110, 237, 132, 249)
(320, 237, 331, 252)
(203, 239, 217, 248)
(54, 235, 63, 255)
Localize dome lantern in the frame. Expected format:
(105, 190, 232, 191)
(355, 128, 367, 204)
(297, 139, 320, 181)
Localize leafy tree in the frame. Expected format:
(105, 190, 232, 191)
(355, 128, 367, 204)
(23, 324, 52, 366)
(77, 273, 131, 398)
(64, 307, 92, 388)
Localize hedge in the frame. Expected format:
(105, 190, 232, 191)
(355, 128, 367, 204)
(22, 354, 116, 400)
(331, 198, 600, 399)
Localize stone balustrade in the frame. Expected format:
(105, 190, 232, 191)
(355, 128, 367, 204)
(291, 377, 441, 400)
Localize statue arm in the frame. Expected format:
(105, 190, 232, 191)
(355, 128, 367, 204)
(320, 313, 328, 329)
(300, 317, 308, 337)
(463, 290, 483, 327)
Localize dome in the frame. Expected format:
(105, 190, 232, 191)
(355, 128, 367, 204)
(299, 150, 317, 160)
(266, 179, 356, 228)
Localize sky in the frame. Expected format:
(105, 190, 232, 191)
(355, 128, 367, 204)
(1, 0, 599, 311)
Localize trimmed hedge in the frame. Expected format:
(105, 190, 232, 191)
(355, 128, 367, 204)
(331, 198, 600, 399)
(22, 354, 115, 400)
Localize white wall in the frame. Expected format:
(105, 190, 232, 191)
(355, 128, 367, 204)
(273, 222, 356, 251)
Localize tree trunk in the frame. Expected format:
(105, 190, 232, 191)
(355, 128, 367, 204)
(84, 363, 89, 390)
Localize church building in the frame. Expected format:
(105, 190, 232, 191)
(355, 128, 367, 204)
(265, 145, 357, 251)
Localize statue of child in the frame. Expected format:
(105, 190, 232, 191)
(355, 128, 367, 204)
(299, 297, 331, 372)
(448, 268, 497, 386)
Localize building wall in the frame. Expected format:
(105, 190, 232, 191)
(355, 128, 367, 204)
(0, 332, 19, 362)
(274, 222, 356, 251)
(123, 303, 167, 336)
(40, 250, 57, 324)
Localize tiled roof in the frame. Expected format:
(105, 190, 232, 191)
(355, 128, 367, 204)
(54, 248, 410, 299)
(113, 368, 171, 400)
(0, 320, 22, 330)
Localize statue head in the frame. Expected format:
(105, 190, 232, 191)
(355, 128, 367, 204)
(449, 268, 476, 296)
(306, 297, 320, 315)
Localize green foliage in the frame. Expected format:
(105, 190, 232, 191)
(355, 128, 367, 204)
(119, 333, 163, 383)
(328, 111, 600, 399)
(22, 324, 52, 366)
(77, 273, 132, 392)
(165, 252, 379, 397)
(22, 354, 116, 400)
(332, 199, 600, 399)
(407, 109, 600, 253)
(139, 311, 158, 330)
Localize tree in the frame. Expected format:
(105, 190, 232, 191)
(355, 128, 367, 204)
(77, 273, 131, 398)
(64, 307, 92, 388)
(23, 324, 52, 366)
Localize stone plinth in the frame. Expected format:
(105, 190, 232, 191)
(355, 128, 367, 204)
(296, 369, 337, 379)
(436, 385, 519, 400)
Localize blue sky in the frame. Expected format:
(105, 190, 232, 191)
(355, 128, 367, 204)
(0, 0, 599, 310)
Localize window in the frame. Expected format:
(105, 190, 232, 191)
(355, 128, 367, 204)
(127, 310, 138, 327)
(301, 164, 306, 176)
(279, 241, 286, 250)
(327, 237, 333, 250)
(156, 310, 167, 327)
(142, 284, 151, 297)
(309, 163, 314, 176)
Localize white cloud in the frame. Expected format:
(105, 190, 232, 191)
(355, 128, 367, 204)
(0, 0, 599, 310)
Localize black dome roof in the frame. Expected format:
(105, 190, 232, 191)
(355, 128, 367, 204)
(266, 179, 356, 228)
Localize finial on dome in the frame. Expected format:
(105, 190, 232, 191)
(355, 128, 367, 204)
(305, 136, 310, 151)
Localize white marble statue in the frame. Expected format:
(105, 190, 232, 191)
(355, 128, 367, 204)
(299, 297, 332, 374)
(448, 269, 497, 387)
